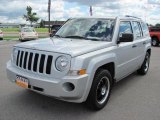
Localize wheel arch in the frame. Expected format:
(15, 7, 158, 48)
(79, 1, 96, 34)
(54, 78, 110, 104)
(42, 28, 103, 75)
(147, 48, 151, 56)
(151, 36, 159, 40)
(95, 62, 115, 83)
(83, 53, 117, 101)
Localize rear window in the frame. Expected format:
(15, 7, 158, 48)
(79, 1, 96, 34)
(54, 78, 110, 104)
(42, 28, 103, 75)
(22, 28, 35, 32)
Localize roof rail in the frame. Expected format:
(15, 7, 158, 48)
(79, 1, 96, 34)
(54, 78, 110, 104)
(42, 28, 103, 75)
(125, 15, 141, 19)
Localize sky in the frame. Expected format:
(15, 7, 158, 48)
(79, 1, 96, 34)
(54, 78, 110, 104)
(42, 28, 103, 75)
(0, 0, 160, 25)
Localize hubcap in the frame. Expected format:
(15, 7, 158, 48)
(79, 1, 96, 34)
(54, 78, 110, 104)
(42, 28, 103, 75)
(152, 39, 157, 46)
(96, 76, 110, 105)
(101, 86, 107, 96)
(144, 55, 149, 72)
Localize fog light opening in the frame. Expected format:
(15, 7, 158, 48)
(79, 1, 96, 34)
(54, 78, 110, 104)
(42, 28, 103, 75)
(63, 82, 75, 92)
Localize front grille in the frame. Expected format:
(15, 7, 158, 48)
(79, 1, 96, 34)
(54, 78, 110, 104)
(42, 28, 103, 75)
(16, 50, 53, 74)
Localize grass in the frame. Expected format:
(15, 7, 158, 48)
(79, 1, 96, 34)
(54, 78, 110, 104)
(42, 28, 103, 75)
(1, 28, 48, 33)
(35, 28, 48, 32)
(1, 28, 49, 40)
(3, 36, 48, 41)
(1, 28, 19, 32)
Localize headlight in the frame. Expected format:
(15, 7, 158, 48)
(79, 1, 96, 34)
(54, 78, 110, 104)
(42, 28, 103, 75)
(12, 48, 18, 62)
(55, 56, 69, 71)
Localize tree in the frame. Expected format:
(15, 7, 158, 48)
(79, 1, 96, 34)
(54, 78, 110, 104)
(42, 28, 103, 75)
(40, 19, 45, 28)
(23, 6, 39, 26)
(155, 23, 160, 27)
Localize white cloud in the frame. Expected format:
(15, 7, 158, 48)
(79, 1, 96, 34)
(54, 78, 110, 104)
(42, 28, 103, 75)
(0, 0, 160, 25)
(65, 7, 86, 18)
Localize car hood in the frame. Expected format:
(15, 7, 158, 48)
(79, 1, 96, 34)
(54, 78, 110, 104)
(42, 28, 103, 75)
(15, 38, 112, 57)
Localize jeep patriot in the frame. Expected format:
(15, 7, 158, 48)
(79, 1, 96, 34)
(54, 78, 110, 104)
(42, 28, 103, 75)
(6, 16, 151, 110)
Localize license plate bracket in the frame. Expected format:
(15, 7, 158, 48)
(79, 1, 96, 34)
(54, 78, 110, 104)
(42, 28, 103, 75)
(16, 75, 29, 88)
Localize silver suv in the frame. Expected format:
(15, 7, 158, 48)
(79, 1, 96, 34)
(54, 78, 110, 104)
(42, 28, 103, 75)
(6, 16, 151, 110)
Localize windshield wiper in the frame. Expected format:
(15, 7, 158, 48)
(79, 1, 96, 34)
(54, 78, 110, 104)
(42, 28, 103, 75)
(64, 35, 102, 41)
(86, 37, 101, 41)
(87, 38, 100, 41)
(53, 34, 63, 38)
(64, 35, 87, 39)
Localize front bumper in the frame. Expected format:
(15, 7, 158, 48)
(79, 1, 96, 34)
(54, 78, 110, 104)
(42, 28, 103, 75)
(21, 36, 38, 40)
(0, 34, 3, 38)
(6, 61, 89, 103)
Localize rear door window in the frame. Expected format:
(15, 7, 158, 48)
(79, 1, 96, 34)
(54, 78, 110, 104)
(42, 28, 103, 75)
(132, 21, 143, 39)
(141, 22, 149, 37)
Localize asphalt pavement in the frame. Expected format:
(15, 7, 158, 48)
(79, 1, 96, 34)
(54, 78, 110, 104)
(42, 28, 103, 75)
(0, 40, 160, 120)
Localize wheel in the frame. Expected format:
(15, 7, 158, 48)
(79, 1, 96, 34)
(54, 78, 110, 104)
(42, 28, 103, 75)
(137, 52, 150, 75)
(152, 38, 159, 46)
(86, 69, 112, 110)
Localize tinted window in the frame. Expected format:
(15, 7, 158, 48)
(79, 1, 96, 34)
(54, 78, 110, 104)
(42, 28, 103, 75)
(119, 21, 133, 34)
(132, 22, 142, 39)
(141, 22, 149, 37)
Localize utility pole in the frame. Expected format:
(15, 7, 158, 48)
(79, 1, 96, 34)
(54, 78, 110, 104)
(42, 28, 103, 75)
(48, 0, 51, 34)
(90, 6, 93, 16)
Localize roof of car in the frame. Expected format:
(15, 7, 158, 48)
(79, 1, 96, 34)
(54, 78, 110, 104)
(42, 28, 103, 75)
(71, 16, 143, 21)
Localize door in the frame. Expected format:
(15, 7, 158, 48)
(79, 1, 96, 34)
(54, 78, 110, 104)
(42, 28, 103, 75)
(115, 21, 138, 81)
(131, 21, 146, 68)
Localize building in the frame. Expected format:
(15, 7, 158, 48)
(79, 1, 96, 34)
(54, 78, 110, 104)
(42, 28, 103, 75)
(0, 23, 20, 28)
(41, 21, 66, 28)
(0, 23, 40, 28)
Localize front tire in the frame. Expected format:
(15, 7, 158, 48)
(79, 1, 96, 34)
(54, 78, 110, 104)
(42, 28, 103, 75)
(86, 69, 112, 110)
(137, 52, 150, 75)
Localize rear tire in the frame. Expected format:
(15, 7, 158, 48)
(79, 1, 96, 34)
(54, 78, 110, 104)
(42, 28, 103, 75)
(86, 69, 112, 110)
(137, 52, 150, 75)
(152, 38, 159, 46)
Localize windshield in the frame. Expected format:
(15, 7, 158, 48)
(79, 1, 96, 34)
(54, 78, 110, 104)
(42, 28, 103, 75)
(55, 18, 115, 41)
(22, 28, 35, 32)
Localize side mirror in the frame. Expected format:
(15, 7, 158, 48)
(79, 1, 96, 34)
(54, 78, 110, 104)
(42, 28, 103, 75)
(118, 33, 133, 44)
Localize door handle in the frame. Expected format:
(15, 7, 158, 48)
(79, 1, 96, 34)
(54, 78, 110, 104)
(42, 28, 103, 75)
(143, 41, 146, 45)
(132, 45, 137, 48)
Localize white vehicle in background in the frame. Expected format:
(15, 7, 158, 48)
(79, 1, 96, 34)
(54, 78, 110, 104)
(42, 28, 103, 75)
(19, 27, 38, 41)
(0, 29, 4, 40)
